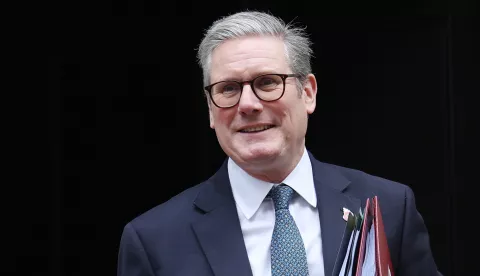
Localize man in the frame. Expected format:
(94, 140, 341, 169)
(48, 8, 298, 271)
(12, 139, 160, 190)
(117, 11, 441, 276)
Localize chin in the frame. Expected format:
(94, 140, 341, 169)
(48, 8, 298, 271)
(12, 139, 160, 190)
(236, 143, 282, 164)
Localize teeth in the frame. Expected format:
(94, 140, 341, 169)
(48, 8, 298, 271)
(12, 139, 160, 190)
(242, 125, 272, 133)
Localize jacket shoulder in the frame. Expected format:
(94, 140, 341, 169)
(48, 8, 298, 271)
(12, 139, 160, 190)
(318, 160, 412, 198)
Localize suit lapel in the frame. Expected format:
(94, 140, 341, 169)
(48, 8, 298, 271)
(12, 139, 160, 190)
(309, 152, 360, 276)
(192, 161, 253, 276)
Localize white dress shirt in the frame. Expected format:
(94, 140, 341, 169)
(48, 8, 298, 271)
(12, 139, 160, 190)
(228, 147, 325, 276)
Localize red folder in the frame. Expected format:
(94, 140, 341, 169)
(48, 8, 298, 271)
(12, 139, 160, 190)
(372, 196, 394, 276)
(354, 196, 394, 276)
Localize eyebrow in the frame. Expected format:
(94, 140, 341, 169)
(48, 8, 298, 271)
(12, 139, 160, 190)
(215, 70, 280, 82)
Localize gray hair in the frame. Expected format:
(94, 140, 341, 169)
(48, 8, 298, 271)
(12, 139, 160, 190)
(197, 11, 313, 91)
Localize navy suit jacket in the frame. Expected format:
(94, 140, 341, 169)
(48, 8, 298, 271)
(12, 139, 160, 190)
(117, 151, 441, 276)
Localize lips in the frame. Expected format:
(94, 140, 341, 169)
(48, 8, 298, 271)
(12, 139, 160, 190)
(238, 124, 275, 133)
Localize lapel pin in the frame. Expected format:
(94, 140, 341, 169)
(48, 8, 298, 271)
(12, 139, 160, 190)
(342, 207, 352, 221)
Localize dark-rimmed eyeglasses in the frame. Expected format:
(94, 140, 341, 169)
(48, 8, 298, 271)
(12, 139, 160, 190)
(204, 73, 301, 108)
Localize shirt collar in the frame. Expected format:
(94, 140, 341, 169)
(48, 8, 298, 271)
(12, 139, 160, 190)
(228, 147, 317, 220)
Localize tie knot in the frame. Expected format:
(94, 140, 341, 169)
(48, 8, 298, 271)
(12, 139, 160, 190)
(268, 184, 294, 211)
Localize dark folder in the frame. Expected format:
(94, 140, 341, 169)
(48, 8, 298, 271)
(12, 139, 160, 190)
(332, 211, 356, 276)
(355, 198, 372, 276)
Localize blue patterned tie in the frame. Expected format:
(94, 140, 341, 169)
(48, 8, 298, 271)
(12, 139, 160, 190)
(268, 184, 309, 276)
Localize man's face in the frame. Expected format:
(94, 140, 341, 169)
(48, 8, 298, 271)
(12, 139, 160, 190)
(208, 35, 317, 172)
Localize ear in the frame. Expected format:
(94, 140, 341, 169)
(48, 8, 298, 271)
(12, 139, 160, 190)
(207, 98, 215, 129)
(303, 73, 317, 114)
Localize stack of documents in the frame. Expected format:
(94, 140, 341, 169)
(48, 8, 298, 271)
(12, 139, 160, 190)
(332, 196, 393, 276)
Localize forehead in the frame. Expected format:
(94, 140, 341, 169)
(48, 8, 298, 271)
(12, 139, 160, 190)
(210, 36, 289, 82)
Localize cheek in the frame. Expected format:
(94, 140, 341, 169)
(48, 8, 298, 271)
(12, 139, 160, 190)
(275, 103, 294, 124)
(212, 110, 235, 131)
(281, 104, 306, 133)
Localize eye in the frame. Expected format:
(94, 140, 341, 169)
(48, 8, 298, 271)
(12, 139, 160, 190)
(213, 82, 240, 97)
(258, 77, 276, 86)
(222, 84, 238, 93)
(255, 75, 282, 90)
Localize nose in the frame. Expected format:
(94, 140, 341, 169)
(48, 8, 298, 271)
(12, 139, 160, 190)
(237, 85, 263, 115)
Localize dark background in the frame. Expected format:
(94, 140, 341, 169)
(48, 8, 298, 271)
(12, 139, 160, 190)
(43, 2, 478, 276)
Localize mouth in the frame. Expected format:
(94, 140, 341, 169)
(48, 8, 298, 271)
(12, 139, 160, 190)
(238, 124, 275, 133)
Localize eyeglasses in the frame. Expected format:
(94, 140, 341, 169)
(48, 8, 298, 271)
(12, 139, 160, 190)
(204, 73, 301, 108)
